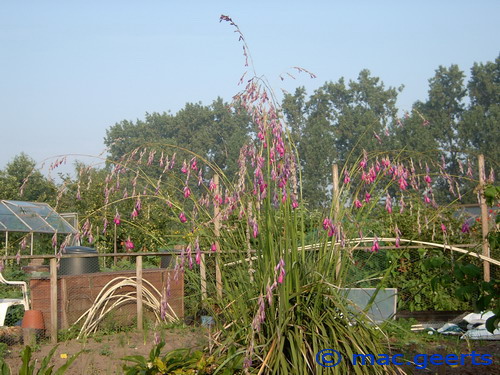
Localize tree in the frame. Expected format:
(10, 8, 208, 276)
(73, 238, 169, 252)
(282, 70, 401, 207)
(104, 98, 252, 180)
(0, 153, 56, 202)
(420, 65, 467, 175)
(461, 55, 500, 175)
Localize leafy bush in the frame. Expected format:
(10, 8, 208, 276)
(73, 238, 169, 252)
(122, 342, 223, 375)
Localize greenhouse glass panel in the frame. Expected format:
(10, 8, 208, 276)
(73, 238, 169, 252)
(0, 200, 77, 234)
(0, 203, 29, 231)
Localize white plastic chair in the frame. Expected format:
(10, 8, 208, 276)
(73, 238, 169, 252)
(0, 272, 30, 326)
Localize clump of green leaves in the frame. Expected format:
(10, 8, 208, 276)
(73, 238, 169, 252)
(0, 345, 81, 375)
(453, 263, 499, 333)
(122, 342, 223, 375)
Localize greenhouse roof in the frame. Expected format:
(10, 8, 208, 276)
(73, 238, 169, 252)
(0, 200, 77, 234)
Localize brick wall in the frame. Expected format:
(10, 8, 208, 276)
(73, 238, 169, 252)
(30, 269, 183, 330)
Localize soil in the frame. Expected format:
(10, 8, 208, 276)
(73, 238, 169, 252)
(2, 327, 207, 374)
(1, 326, 499, 374)
(392, 338, 500, 374)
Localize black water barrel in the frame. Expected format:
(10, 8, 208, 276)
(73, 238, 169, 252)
(59, 246, 100, 275)
(160, 249, 176, 268)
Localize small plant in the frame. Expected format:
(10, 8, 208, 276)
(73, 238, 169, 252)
(0, 343, 9, 359)
(122, 342, 218, 375)
(57, 328, 79, 342)
(99, 345, 113, 357)
(0, 345, 81, 375)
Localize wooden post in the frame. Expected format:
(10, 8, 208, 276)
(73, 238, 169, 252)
(332, 165, 342, 279)
(136, 256, 143, 330)
(49, 258, 58, 344)
(200, 253, 207, 301)
(30, 232, 34, 256)
(5, 232, 8, 256)
(60, 278, 68, 330)
(214, 175, 222, 300)
(478, 155, 490, 282)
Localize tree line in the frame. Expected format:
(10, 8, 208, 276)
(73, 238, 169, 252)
(1, 54, 498, 209)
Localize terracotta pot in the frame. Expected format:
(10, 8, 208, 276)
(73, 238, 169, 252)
(21, 310, 45, 330)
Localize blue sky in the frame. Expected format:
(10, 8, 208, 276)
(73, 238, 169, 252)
(1, 1, 499, 175)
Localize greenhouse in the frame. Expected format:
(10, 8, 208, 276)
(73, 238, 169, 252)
(0, 200, 77, 255)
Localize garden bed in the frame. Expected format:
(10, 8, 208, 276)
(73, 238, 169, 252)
(2, 325, 206, 374)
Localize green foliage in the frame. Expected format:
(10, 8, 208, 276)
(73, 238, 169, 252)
(385, 249, 471, 311)
(484, 184, 500, 206)
(462, 54, 500, 173)
(452, 263, 499, 333)
(283, 70, 401, 207)
(0, 345, 81, 375)
(0, 153, 57, 203)
(104, 98, 251, 179)
(0, 344, 9, 360)
(122, 343, 220, 375)
(0, 268, 29, 325)
(99, 345, 113, 357)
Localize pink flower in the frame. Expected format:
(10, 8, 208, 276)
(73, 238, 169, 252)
(381, 157, 391, 169)
(52, 233, 58, 248)
(441, 223, 447, 233)
(275, 258, 285, 284)
(183, 186, 191, 198)
(252, 220, 259, 238)
(125, 237, 134, 250)
(281, 190, 287, 203)
(102, 218, 109, 234)
(181, 160, 188, 174)
(461, 221, 470, 233)
(364, 193, 371, 203)
(179, 212, 187, 223)
(395, 225, 401, 248)
(385, 193, 392, 214)
(323, 218, 332, 230)
(328, 225, 336, 238)
(424, 194, 431, 204)
(214, 194, 223, 205)
(354, 199, 363, 208)
(211, 243, 217, 252)
(292, 200, 299, 209)
(169, 152, 176, 170)
(209, 179, 217, 191)
(424, 175, 432, 185)
(131, 208, 139, 219)
(370, 238, 380, 253)
(344, 171, 351, 184)
(197, 169, 203, 185)
(398, 176, 408, 190)
(190, 157, 197, 170)
(277, 270, 285, 284)
(154, 332, 161, 345)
